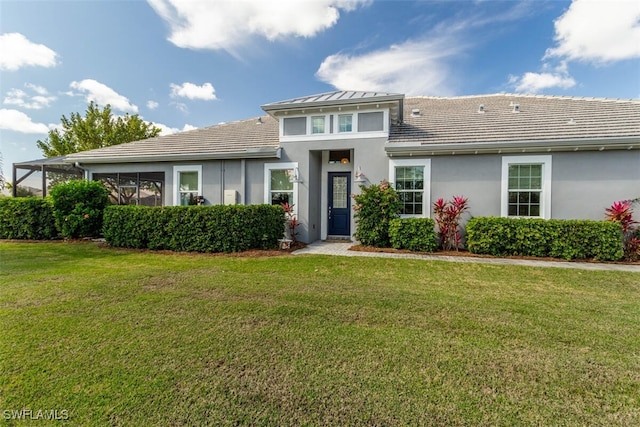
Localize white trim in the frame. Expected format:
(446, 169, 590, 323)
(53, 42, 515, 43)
(264, 162, 299, 214)
(278, 108, 389, 142)
(388, 158, 431, 218)
(173, 165, 203, 206)
(501, 155, 552, 219)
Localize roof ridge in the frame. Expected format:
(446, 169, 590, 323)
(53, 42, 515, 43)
(407, 93, 640, 103)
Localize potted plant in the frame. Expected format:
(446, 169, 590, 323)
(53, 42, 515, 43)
(278, 202, 299, 249)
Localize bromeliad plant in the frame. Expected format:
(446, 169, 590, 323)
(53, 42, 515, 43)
(433, 196, 469, 251)
(605, 198, 640, 261)
(281, 202, 299, 243)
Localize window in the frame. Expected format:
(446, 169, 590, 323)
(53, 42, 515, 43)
(283, 117, 306, 136)
(265, 163, 298, 211)
(501, 156, 551, 219)
(338, 114, 353, 132)
(311, 116, 325, 134)
(389, 159, 431, 217)
(173, 165, 202, 206)
(358, 112, 384, 132)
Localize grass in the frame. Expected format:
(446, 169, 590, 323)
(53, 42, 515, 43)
(1, 241, 639, 426)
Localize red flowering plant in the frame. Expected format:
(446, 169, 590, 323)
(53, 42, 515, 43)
(281, 202, 299, 243)
(605, 198, 640, 261)
(433, 196, 469, 251)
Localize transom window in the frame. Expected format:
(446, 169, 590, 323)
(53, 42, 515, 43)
(283, 117, 306, 136)
(311, 116, 325, 134)
(389, 159, 431, 217)
(338, 114, 353, 132)
(501, 156, 552, 219)
(358, 111, 384, 132)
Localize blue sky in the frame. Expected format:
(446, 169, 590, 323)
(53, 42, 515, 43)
(1, 0, 639, 179)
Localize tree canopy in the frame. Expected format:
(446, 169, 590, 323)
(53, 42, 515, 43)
(37, 102, 162, 158)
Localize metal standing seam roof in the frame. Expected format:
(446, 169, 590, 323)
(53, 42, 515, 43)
(261, 90, 405, 111)
(390, 94, 640, 145)
(65, 115, 280, 163)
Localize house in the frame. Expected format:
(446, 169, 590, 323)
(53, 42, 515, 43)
(63, 91, 640, 244)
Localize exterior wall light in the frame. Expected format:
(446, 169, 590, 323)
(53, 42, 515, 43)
(354, 166, 367, 183)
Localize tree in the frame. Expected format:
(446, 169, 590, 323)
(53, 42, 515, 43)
(36, 102, 161, 158)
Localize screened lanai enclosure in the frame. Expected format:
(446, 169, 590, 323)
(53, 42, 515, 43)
(11, 157, 83, 197)
(92, 172, 164, 206)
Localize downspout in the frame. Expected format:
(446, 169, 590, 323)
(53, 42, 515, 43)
(42, 164, 46, 197)
(240, 159, 246, 205)
(74, 162, 89, 180)
(12, 163, 17, 197)
(220, 160, 225, 204)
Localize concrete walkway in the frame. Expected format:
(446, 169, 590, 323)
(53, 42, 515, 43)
(293, 241, 640, 273)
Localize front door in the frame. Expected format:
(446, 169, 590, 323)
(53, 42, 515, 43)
(328, 172, 351, 236)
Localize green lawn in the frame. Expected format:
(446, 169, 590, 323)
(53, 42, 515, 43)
(1, 242, 639, 426)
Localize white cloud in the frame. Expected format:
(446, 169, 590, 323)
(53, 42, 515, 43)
(3, 84, 56, 109)
(509, 72, 576, 93)
(0, 33, 59, 71)
(0, 109, 50, 134)
(545, 0, 640, 63)
(147, 100, 159, 109)
(69, 79, 138, 113)
(316, 38, 463, 96)
(155, 122, 198, 135)
(170, 82, 217, 100)
(147, 0, 369, 53)
(25, 83, 49, 95)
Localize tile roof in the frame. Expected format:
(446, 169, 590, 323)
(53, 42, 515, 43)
(390, 94, 640, 145)
(66, 115, 279, 163)
(64, 93, 639, 164)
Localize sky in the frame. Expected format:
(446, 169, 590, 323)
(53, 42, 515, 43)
(1, 0, 639, 180)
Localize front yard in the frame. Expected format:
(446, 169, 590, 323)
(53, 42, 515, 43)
(1, 242, 639, 425)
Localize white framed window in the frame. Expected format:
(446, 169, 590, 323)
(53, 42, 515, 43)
(264, 162, 299, 213)
(501, 155, 552, 219)
(283, 117, 306, 136)
(358, 111, 384, 132)
(311, 116, 326, 134)
(338, 114, 353, 132)
(389, 158, 431, 217)
(173, 165, 202, 206)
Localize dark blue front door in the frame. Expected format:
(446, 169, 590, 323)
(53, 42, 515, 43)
(328, 172, 351, 236)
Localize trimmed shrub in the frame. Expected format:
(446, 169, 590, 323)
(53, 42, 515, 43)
(353, 181, 401, 247)
(103, 204, 286, 253)
(50, 180, 110, 238)
(0, 197, 58, 240)
(466, 217, 624, 261)
(389, 218, 438, 252)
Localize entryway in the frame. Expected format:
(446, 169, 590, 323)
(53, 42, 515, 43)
(327, 172, 351, 237)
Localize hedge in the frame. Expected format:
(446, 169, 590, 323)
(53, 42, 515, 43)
(466, 217, 624, 261)
(50, 180, 110, 238)
(0, 197, 58, 240)
(102, 204, 286, 253)
(389, 218, 438, 252)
